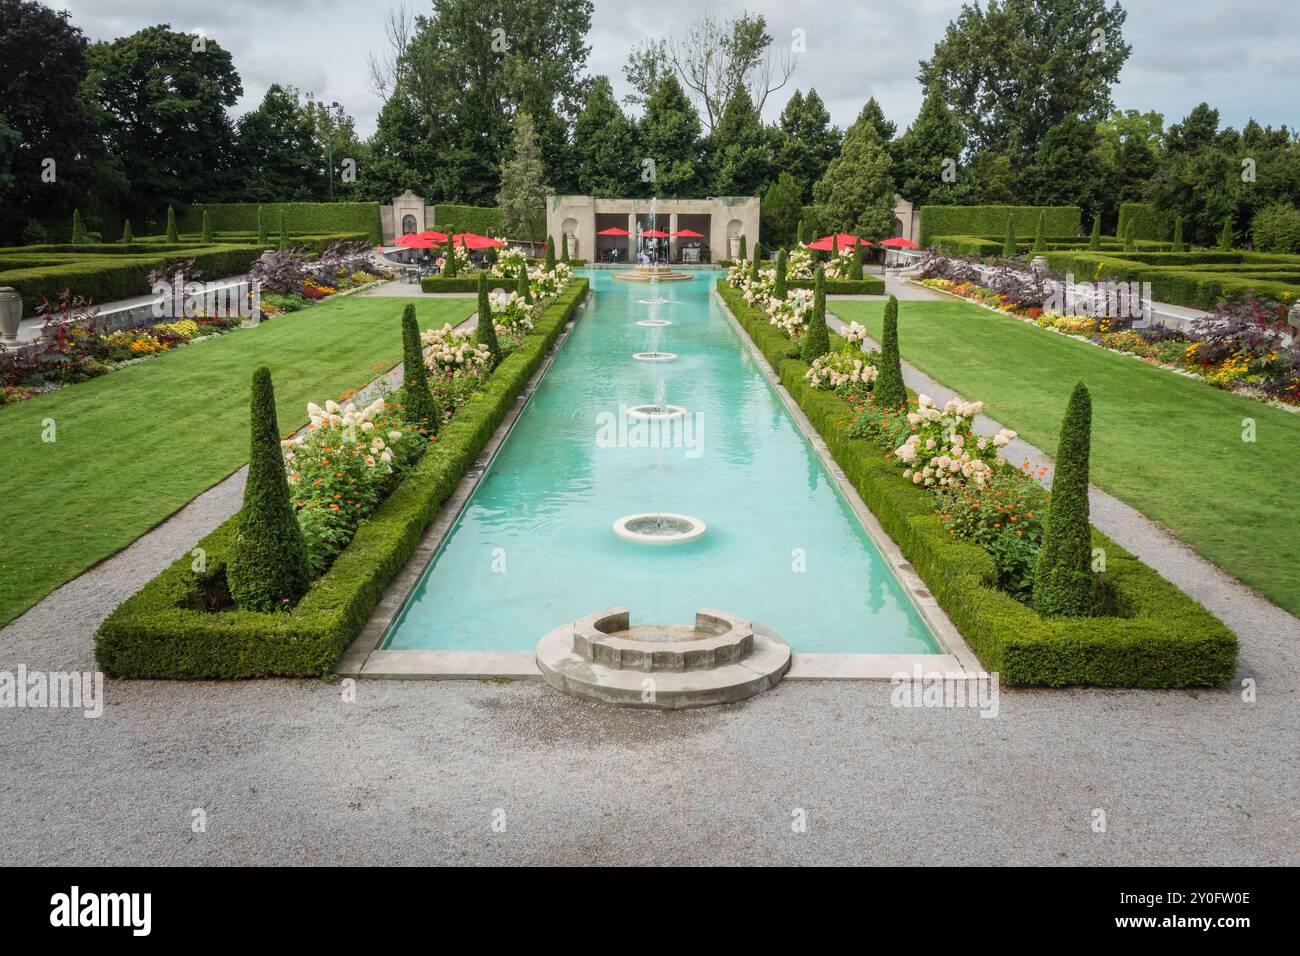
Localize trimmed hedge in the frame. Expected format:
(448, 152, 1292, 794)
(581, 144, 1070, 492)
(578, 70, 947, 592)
(420, 276, 482, 293)
(179, 203, 382, 242)
(1042, 250, 1300, 309)
(431, 203, 505, 236)
(716, 279, 1237, 687)
(790, 276, 886, 295)
(933, 235, 1172, 257)
(95, 279, 589, 678)
(1117, 203, 1169, 242)
(919, 205, 1081, 248)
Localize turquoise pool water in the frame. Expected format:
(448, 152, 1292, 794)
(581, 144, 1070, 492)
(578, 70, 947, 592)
(382, 269, 939, 654)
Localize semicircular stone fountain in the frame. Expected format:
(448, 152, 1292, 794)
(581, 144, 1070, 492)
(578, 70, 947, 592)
(536, 607, 792, 708)
(632, 351, 676, 362)
(613, 511, 704, 543)
(635, 318, 672, 327)
(626, 403, 687, 422)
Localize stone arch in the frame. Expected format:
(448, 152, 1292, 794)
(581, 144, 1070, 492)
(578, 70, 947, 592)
(401, 214, 417, 235)
(562, 217, 579, 257)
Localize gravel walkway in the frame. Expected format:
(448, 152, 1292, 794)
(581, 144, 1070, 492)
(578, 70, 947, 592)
(0, 285, 1294, 866)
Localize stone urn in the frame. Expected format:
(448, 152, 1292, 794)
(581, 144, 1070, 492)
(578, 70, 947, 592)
(1288, 301, 1300, 334)
(0, 287, 22, 343)
(1030, 255, 1049, 277)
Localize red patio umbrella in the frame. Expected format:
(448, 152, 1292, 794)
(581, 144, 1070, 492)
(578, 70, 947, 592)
(807, 233, 872, 251)
(452, 232, 506, 249)
(878, 236, 919, 249)
(671, 229, 704, 238)
(417, 229, 449, 243)
(640, 229, 671, 239)
(597, 227, 631, 236)
(394, 233, 439, 249)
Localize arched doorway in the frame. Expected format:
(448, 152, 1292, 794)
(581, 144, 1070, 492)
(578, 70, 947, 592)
(402, 214, 417, 235)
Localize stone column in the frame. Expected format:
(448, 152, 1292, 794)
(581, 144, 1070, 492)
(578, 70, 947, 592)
(628, 211, 636, 264)
(669, 211, 679, 263)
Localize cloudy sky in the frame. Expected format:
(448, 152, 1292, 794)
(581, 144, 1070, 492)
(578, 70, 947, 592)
(51, 0, 1299, 137)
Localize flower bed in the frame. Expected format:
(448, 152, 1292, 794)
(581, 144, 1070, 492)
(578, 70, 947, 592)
(95, 279, 589, 678)
(717, 278, 1237, 687)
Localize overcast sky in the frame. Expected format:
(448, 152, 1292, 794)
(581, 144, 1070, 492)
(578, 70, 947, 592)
(51, 0, 1300, 138)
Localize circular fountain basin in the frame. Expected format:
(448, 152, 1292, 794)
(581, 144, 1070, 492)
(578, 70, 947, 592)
(638, 298, 670, 305)
(635, 318, 672, 327)
(613, 512, 706, 544)
(632, 351, 677, 362)
(627, 403, 687, 421)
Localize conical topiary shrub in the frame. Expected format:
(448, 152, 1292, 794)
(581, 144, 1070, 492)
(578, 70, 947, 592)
(257, 205, 268, 245)
(749, 242, 762, 285)
(227, 367, 311, 612)
(121, 219, 134, 244)
(1089, 213, 1101, 251)
(544, 235, 556, 272)
(1002, 214, 1016, 258)
(774, 248, 788, 298)
(201, 210, 213, 242)
(738, 234, 747, 262)
(166, 205, 179, 242)
(278, 209, 288, 252)
(1032, 210, 1047, 253)
(443, 235, 458, 277)
(560, 232, 569, 263)
(797, 219, 807, 245)
(874, 295, 906, 408)
(1172, 215, 1185, 252)
(1123, 217, 1135, 252)
(1217, 217, 1234, 251)
(1032, 380, 1094, 617)
(70, 209, 88, 244)
(517, 263, 532, 303)
(850, 238, 864, 280)
(476, 270, 501, 366)
(400, 303, 441, 434)
(801, 266, 830, 363)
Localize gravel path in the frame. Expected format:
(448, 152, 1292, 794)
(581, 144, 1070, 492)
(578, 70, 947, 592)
(0, 284, 1294, 866)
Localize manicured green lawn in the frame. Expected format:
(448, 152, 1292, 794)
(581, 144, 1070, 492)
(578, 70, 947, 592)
(0, 294, 473, 626)
(833, 295, 1300, 616)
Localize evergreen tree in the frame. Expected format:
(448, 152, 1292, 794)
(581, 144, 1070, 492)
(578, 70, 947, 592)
(70, 208, 88, 244)
(855, 97, 897, 145)
(710, 89, 774, 196)
(637, 74, 703, 197)
(738, 235, 747, 262)
(573, 76, 639, 197)
(1089, 213, 1102, 250)
(121, 219, 133, 243)
(850, 239, 865, 280)
(761, 171, 803, 249)
(797, 219, 808, 245)
(874, 296, 906, 408)
(166, 205, 179, 242)
(890, 88, 969, 207)
(1032, 210, 1047, 253)
(749, 242, 762, 284)
(1217, 217, 1234, 251)
(498, 111, 549, 245)
(1123, 217, 1136, 252)
(774, 248, 788, 298)
(560, 232, 569, 262)
(1003, 214, 1017, 257)
(257, 206, 268, 245)
(400, 303, 442, 434)
(227, 367, 311, 612)
(517, 263, 532, 303)
(1172, 214, 1185, 252)
(201, 210, 212, 242)
(443, 235, 458, 277)
(813, 108, 896, 238)
(777, 88, 842, 204)
(1032, 380, 1094, 617)
(544, 234, 556, 272)
(476, 271, 501, 366)
(801, 267, 830, 362)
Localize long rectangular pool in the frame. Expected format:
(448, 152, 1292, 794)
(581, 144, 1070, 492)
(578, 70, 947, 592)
(382, 269, 940, 654)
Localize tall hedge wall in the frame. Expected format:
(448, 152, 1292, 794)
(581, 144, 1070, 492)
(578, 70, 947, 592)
(1116, 203, 1169, 242)
(431, 204, 506, 236)
(919, 205, 1081, 248)
(178, 203, 382, 242)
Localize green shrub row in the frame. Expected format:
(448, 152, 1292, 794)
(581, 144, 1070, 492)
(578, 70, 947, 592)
(933, 235, 1172, 257)
(919, 205, 1081, 248)
(716, 279, 1237, 686)
(1042, 251, 1300, 309)
(94, 279, 589, 678)
(431, 203, 506, 236)
(789, 276, 886, 295)
(178, 203, 382, 242)
(1117, 203, 1170, 242)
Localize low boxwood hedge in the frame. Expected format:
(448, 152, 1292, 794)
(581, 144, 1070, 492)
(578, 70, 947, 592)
(95, 279, 589, 678)
(790, 277, 885, 295)
(717, 279, 1237, 687)
(420, 276, 481, 293)
(1042, 250, 1300, 309)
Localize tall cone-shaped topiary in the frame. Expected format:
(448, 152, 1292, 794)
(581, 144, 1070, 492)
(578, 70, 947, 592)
(227, 367, 311, 612)
(166, 205, 179, 242)
(443, 235, 458, 277)
(560, 232, 569, 263)
(517, 263, 532, 303)
(477, 270, 501, 366)
(832, 233, 839, 257)
(850, 238, 864, 280)
(1032, 210, 1047, 253)
(1123, 217, 1135, 252)
(797, 219, 807, 245)
(70, 209, 88, 244)
(400, 303, 441, 434)
(257, 205, 268, 245)
(544, 235, 556, 272)
(1089, 213, 1102, 251)
(874, 295, 906, 408)
(738, 234, 747, 262)
(774, 248, 788, 298)
(1172, 215, 1185, 252)
(121, 219, 134, 244)
(801, 266, 830, 363)
(1033, 380, 1094, 616)
(278, 209, 288, 252)
(201, 210, 213, 242)
(749, 242, 762, 285)
(1217, 217, 1234, 251)
(1002, 214, 1016, 258)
